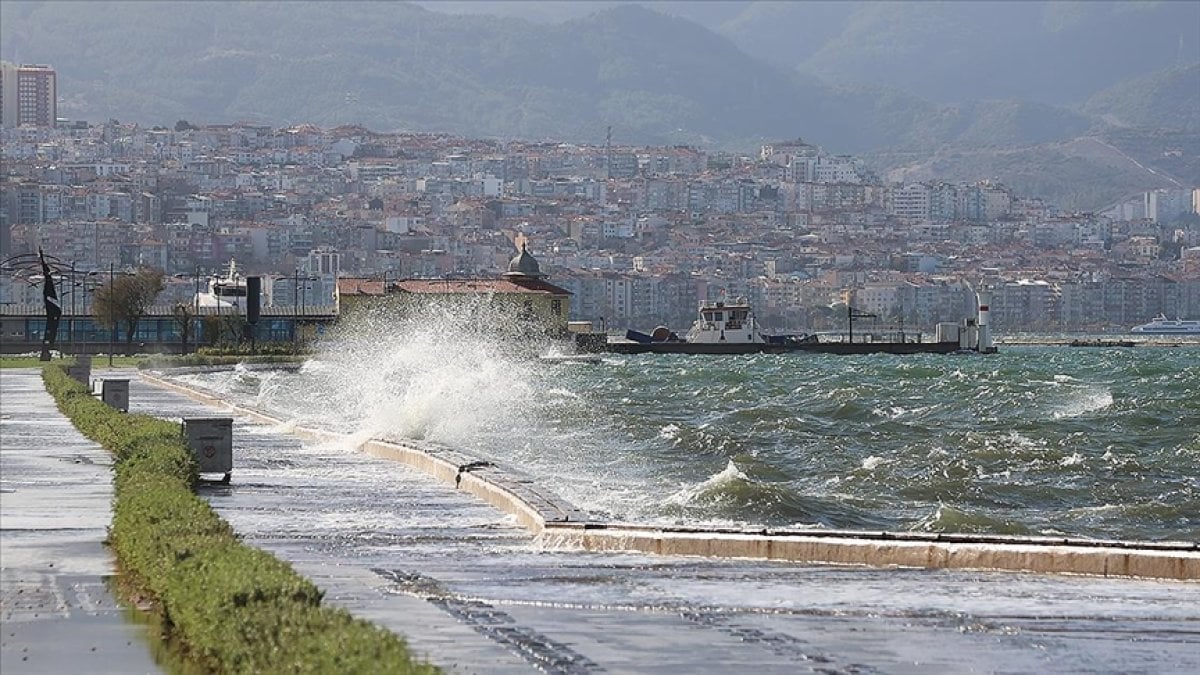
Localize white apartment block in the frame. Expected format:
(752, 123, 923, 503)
(890, 183, 932, 222)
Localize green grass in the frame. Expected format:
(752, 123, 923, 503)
(1, 355, 148, 368)
(42, 362, 437, 674)
(138, 354, 310, 369)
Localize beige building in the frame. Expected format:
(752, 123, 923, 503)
(0, 62, 57, 128)
(336, 244, 571, 337)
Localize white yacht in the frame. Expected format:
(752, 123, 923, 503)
(195, 260, 248, 310)
(1130, 314, 1200, 334)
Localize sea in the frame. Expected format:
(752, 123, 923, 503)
(170, 310, 1200, 543)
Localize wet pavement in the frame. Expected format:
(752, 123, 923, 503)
(0, 368, 159, 674)
(124, 369, 1200, 674)
(3, 366, 1199, 674)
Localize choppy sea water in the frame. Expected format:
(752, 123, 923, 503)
(172, 313, 1199, 542)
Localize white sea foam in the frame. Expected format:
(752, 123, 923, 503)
(667, 460, 748, 505)
(861, 455, 885, 470)
(1052, 389, 1113, 419)
(659, 423, 681, 440)
(1060, 452, 1086, 467)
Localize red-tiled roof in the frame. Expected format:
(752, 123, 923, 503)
(337, 277, 570, 297)
(336, 278, 385, 295)
(393, 278, 570, 296)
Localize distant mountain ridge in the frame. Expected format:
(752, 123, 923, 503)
(1084, 65, 1200, 132)
(1, 0, 1196, 210)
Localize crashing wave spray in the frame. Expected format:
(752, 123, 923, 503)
(294, 295, 559, 448)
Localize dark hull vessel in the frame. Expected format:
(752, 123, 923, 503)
(605, 338, 961, 356)
(601, 299, 986, 356)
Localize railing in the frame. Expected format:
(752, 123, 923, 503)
(0, 303, 339, 317)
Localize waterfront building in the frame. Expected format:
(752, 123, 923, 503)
(337, 243, 571, 337)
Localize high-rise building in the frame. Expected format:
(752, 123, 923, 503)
(0, 62, 57, 128)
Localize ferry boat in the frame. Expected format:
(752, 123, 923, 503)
(1130, 315, 1200, 334)
(604, 300, 965, 355)
(195, 260, 249, 310)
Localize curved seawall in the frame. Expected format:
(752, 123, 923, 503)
(140, 370, 1199, 581)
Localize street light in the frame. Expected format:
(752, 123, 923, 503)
(109, 262, 115, 366)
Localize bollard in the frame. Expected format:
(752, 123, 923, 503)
(100, 379, 129, 412)
(181, 417, 233, 483)
(67, 355, 92, 385)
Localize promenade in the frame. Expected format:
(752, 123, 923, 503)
(3, 367, 1199, 673)
(0, 369, 158, 674)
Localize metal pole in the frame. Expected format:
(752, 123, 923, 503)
(70, 261, 75, 355)
(292, 268, 298, 346)
(108, 262, 114, 366)
(194, 265, 200, 353)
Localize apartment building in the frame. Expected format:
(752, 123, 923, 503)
(0, 62, 57, 128)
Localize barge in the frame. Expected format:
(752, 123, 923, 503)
(604, 297, 993, 356)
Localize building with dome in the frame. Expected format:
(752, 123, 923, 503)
(336, 242, 572, 337)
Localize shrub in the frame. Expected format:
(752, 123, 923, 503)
(42, 363, 436, 674)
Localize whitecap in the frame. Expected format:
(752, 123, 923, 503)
(666, 460, 748, 505)
(861, 455, 885, 470)
(1060, 452, 1085, 466)
(659, 423, 681, 440)
(1052, 389, 1113, 419)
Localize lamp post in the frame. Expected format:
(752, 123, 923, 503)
(69, 261, 75, 355)
(292, 267, 299, 346)
(108, 262, 115, 366)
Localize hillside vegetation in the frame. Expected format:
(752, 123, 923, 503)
(1084, 65, 1200, 132)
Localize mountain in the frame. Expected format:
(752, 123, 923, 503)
(0, 1, 1100, 149)
(0, 1, 927, 150)
(1, 0, 1195, 210)
(736, 1, 1200, 106)
(1083, 64, 1200, 132)
(411, 2, 1200, 108)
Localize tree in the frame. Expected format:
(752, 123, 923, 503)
(174, 119, 194, 132)
(93, 268, 165, 355)
(172, 302, 195, 354)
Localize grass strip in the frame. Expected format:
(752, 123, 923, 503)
(137, 354, 309, 369)
(42, 363, 437, 674)
(1, 355, 147, 368)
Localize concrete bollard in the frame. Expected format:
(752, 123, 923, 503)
(100, 379, 129, 412)
(181, 417, 233, 483)
(67, 355, 91, 385)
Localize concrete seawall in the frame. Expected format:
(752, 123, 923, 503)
(140, 370, 1200, 581)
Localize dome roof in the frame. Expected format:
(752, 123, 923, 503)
(504, 242, 545, 278)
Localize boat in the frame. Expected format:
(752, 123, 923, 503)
(604, 300, 966, 355)
(540, 353, 603, 365)
(195, 259, 249, 310)
(1130, 314, 1200, 334)
(1069, 339, 1135, 348)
